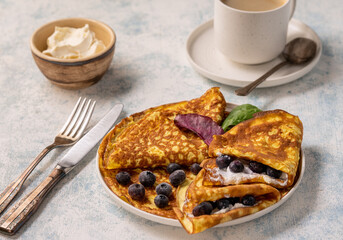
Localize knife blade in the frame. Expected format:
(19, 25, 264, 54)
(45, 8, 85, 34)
(0, 103, 123, 235)
(58, 103, 123, 169)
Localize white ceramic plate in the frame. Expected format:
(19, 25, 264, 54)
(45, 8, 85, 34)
(96, 103, 305, 227)
(186, 18, 322, 88)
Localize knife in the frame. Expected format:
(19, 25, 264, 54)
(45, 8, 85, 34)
(0, 103, 123, 235)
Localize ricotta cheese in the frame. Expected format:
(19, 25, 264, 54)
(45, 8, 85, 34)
(43, 24, 106, 59)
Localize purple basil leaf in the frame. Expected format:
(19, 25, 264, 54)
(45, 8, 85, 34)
(174, 114, 224, 145)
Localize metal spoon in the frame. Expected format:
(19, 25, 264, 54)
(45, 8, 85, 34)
(235, 38, 317, 96)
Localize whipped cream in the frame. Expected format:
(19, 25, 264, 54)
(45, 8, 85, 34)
(211, 159, 288, 187)
(43, 24, 106, 59)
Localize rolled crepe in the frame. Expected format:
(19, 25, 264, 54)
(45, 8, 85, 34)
(174, 170, 281, 234)
(207, 110, 303, 188)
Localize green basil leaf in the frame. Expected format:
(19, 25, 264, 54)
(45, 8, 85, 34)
(222, 104, 261, 132)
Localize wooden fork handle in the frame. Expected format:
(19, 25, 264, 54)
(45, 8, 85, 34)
(0, 165, 65, 235)
(0, 144, 56, 215)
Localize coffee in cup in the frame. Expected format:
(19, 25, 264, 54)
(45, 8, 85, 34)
(214, 0, 296, 64)
(222, 0, 287, 12)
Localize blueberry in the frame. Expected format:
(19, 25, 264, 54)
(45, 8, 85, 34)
(155, 182, 172, 197)
(139, 171, 156, 187)
(115, 171, 131, 185)
(154, 194, 169, 208)
(266, 167, 282, 179)
(216, 155, 233, 169)
(192, 202, 213, 216)
(249, 161, 266, 173)
(229, 159, 244, 173)
(128, 183, 145, 200)
(217, 198, 231, 210)
(190, 163, 202, 175)
(209, 201, 217, 209)
(242, 195, 256, 206)
(167, 163, 182, 174)
(169, 170, 186, 187)
(229, 197, 240, 205)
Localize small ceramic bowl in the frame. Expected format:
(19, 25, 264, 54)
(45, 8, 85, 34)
(30, 18, 116, 89)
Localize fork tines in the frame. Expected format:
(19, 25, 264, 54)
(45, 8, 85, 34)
(59, 98, 96, 139)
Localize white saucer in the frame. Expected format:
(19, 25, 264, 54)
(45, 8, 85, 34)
(186, 19, 322, 88)
(96, 103, 305, 228)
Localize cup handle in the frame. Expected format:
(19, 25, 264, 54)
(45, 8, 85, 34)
(289, 0, 296, 20)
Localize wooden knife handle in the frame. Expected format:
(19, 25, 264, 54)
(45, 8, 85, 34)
(0, 166, 65, 235)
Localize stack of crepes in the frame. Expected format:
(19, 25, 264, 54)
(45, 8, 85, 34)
(173, 110, 303, 234)
(98, 87, 227, 217)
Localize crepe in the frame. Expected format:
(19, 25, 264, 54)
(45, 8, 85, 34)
(99, 162, 196, 218)
(206, 109, 303, 188)
(99, 87, 226, 169)
(173, 169, 281, 234)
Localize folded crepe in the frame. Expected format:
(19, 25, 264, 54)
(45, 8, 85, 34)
(99, 87, 226, 169)
(99, 166, 197, 219)
(174, 170, 281, 234)
(205, 110, 303, 188)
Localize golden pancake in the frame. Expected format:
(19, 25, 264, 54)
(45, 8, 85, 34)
(99, 87, 226, 169)
(173, 169, 281, 234)
(208, 110, 303, 188)
(99, 162, 196, 218)
(97, 90, 302, 233)
(98, 88, 226, 218)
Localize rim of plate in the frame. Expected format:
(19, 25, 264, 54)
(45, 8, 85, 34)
(96, 103, 305, 228)
(185, 18, 322, 87)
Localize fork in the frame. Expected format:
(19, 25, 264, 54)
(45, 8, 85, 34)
(0, 98, 96, 215)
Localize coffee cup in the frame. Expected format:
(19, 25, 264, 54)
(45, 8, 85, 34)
(214, 0, 296, 64)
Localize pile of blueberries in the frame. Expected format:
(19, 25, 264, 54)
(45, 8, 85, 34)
(192, 195, 256, 216)
(216, 155, 282, 179)
(115, 162, 203, 208)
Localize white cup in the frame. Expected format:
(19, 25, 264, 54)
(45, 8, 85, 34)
(214, 0, 296, 64)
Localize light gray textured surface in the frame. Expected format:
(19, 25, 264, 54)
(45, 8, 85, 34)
(0, 0, 342, 239)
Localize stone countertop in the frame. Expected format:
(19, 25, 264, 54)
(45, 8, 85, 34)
(0, 0, 342, 239)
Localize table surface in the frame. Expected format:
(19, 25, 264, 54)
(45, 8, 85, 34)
(0, 0, 342, 239)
